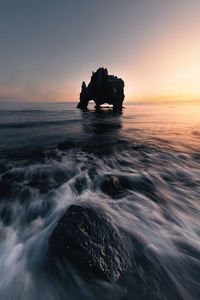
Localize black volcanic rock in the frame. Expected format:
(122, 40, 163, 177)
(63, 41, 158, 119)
(77, 68, 125, 111)
(49, 204, 131, 281)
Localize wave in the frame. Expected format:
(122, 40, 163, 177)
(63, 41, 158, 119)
(0, 104, 200, 299)
(0, 138, 200, 299)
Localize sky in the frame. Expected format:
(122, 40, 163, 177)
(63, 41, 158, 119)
(0, 0, 200, 102)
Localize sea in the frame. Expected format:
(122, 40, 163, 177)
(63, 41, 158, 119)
(0, 100, 200, 300)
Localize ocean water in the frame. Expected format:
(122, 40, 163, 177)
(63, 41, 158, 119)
(0, 100, 200, 299)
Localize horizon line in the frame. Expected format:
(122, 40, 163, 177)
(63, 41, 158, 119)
(0, 95, 200, 103)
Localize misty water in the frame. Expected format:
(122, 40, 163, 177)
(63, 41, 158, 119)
(0, 101, 200, 300)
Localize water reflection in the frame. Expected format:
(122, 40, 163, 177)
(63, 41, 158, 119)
(81, 109, 122, 134)
(76, 109, 123, 156)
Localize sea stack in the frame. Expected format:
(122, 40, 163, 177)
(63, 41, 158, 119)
(77, 68, 125, 111)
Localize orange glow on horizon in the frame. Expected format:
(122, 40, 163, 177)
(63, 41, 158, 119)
(115, 12, 200, 103)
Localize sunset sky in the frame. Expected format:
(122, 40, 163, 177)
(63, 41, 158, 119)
(0, 0, 200, 102)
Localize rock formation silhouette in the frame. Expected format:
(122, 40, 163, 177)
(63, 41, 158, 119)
(77, 68, 125, 111)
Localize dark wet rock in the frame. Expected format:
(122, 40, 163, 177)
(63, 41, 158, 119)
(99, 175, 133, 198)
(77, 68, 125, 111)
(49, 205, 131, 282)
(98, 173, 163, 204)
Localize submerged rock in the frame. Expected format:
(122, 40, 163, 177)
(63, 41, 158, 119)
(98, 174, 133, 199)
(49, 204, 131, 281)
(77, 67, 125, 111)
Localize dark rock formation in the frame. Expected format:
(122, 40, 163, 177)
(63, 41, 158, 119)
(49, 204, 131, 281)
(77, 68, 125, 111)
(98, 174, 133, 199)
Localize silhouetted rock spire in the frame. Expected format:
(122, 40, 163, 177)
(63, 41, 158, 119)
(77, 68, 125, 111)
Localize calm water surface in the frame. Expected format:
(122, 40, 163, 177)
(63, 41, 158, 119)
(0, 101, 200, 299)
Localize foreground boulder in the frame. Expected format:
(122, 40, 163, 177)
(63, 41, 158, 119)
(77, 67, 125, 111)
(49, 205, 131, 281)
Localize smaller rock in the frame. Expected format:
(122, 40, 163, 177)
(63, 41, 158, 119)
(98, 174, 133, 198)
